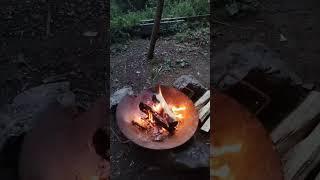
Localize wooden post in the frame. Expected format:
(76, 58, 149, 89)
(147, 0, 164, 60)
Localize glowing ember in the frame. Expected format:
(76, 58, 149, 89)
(152, 103, 162, 113)
(132, 86, 188, 141)
(172, 106, 186, 119)
(172, 106, 186, 112)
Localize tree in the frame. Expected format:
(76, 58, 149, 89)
(147, 0, 164, 60)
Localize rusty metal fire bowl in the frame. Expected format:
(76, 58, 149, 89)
(116, 85, 199, 150)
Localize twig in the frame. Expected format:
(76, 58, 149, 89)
(152, 65, 163, 82)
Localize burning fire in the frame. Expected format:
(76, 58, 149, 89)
(132, 86, 187, 141)
(152, 103, 162, 113)
(172, 106, 186, 119)
(157, 86, 186, 120)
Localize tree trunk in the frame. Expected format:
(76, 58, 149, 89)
(147, 0, 164, 60)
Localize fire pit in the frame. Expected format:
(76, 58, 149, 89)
(116, 85, 199, 150)
(211, 91, 283, 180)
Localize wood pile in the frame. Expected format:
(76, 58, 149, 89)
(271, 90, 320, 180)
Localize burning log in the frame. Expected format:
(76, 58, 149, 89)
(154, 89, 178, 122)
(139, 102, 177, 134)
(132, 120, 148, 130)
(116, 85, 198, 149)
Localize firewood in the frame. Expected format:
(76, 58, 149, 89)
(198, 101, 210, 123)
(316, 171, 320, 180)
(282, 122, 320, 180)
(195, 90, 210, 109)
(155, 92, 177, 122)
(132, 120, 148, 130)
(200, 117, 210, 132)
(139, 102, 176, 133)
(271, 91, 320, 154)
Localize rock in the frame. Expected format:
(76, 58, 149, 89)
(0, 82, 70, 151)
(110, 86, 134, 108)
(173, 75, 207, 101)
(302, 83, 314, 90)
(173, 75, 206, 90)
(171, 140, 209, 169)
(212, 42, 302, 87)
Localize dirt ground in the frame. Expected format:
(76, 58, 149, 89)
(213, 0, 320, 85)
(110, 32, 210, 94)
(0, 0, 106, 107)
(0, 0, 107, 179)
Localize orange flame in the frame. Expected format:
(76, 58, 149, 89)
(172, 106, 186, 112)
(152, 103, 162, 113)
(148, 110, 154, 123)
(172, 106, 186, 119)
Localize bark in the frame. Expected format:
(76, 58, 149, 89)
(147, 0, 164, 60)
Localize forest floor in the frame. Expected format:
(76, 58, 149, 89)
(0, 0, 106, 179)
(110, 28, 210, 94)
(213, 0, 320, 87)
(0, 0, 106, 107)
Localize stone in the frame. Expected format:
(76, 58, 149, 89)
(173, 75, 206, 90)
(212, 42, 302, 87)
(302, 83, 314, 90)
(0, 82, 70, 151)
(110, 86, 134, 108)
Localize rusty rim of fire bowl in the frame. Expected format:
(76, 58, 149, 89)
(116, 85, 199, 150)
(211, 91, 283, 180)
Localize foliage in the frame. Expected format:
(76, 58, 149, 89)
(111, 0, 209, 43)
(175, 22, 209, 46)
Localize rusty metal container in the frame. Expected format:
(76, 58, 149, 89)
(211, 91, 283, 180)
